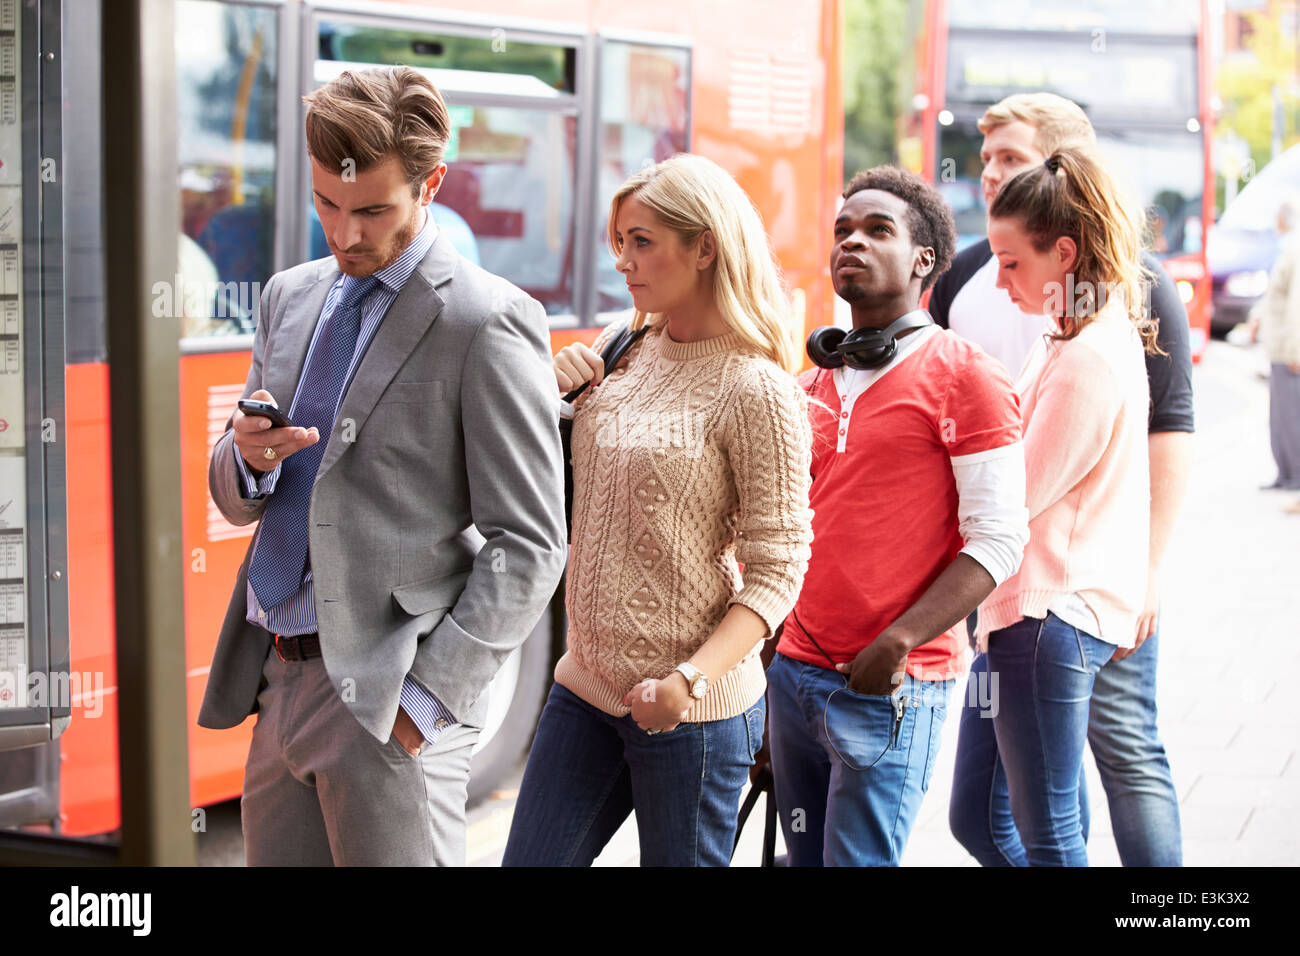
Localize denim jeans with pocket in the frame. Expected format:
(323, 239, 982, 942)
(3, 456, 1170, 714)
(950, 612, 1114, 866)
(502, 682, 764, 867)
(767, 652, 953, 867)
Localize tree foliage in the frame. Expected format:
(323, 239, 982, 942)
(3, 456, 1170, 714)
(843, 0, 908, 178)
(1218, 11, 1300, 175)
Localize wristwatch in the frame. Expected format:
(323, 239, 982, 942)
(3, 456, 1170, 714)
(675, 662, 709, 700)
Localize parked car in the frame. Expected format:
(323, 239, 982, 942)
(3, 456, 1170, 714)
(1209, 144, 1300, 335)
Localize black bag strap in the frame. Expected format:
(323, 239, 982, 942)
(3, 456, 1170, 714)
(562, 323, 648, 404)
(731, 763, 777, 866)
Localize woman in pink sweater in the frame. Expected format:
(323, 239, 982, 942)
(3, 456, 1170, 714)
(503, 155, 814, 866)
(949, 150, 1159, 866)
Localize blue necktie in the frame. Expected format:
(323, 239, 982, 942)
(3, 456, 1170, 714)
(248, 274, 379, 612)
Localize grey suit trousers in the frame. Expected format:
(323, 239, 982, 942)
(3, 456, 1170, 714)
(241, 649, 480, 866)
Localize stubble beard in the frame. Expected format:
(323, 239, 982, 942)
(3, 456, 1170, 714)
(375, 207, 421, 271)
(335, 205, 422, 277)
(834, 279, 869, 304)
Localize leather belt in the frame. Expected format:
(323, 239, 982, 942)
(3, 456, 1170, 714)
(272, 632, 321, 662)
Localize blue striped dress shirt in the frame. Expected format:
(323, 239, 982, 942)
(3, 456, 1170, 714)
(234, 209, 456, 745)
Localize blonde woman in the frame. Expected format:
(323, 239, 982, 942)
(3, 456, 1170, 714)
(503, 154, 814, 867)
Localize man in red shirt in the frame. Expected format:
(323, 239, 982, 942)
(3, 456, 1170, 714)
(767, 166, 1029, 866)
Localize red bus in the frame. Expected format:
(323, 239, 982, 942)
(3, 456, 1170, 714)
(899, 0, 1215, 359)
(1, 0, 843, 838)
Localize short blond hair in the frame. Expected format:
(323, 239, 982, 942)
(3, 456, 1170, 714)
(978, 93, 1096, 156)
(303, 66, 450, 192)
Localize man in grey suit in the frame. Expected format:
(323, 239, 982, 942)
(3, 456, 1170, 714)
(198, 66, 567, 866)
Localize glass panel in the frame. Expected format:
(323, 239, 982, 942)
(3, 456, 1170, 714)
(947, 0, 1200, 34)
(1096, 128, 1204, 256)
(936, 119, 1205, 256)
(317, 20, 577, 96)
(308, 21, 582, 317)
(934, 123, 990, 251)
(592, 41, 690, 317)
(175, 0, 278, 338)
(311, 105, 579, 318)
(946, 32, 1197, 118)
(450, 106, 576, 315)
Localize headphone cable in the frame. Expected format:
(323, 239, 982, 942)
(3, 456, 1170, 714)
(791, 608, 844, 676)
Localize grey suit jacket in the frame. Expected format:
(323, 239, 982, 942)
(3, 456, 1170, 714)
(197, 237, 568, 742)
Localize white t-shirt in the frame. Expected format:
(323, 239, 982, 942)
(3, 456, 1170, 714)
(948, 254, 1054, 380)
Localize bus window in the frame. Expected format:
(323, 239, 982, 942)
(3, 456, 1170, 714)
(312, 20, 581, 319)
(937, 119, 1205, 257)
(934, 121, 989, 249)
(946, 0, 1201, 34)
(946, 32, 1197, 122)
(438, 105, 576, 315)
(592, 40, 690, 319)
(175, 0, 278, 339)
(318, 22, 577, 94)
(1095, 129, 1205, 256)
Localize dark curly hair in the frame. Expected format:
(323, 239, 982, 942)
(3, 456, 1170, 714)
(843, 166, 957, 291)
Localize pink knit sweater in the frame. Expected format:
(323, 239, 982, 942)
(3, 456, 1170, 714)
(976, 300, 1150, 649)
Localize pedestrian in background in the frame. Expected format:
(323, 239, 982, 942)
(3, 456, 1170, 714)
(503, 154, 814, 867)
(1250, 199, 1300, 498)
(949, 149, 1159, 866)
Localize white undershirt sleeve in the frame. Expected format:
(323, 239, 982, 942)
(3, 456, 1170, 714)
(950, 441, 1029, 587)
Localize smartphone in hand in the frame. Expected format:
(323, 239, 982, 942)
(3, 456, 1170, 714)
(237, 399, 295, 429)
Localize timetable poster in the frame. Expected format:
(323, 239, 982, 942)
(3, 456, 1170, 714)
(0, 455, 23, 708)
(0, 0, 21, 710)
(0, 0, 19, 451)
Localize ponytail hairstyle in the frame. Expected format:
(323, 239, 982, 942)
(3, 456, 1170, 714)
(989, 148, 1159, 352)
(607, 154, 800, 374)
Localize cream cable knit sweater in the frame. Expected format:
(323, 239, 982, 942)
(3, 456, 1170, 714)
(555, 323, 814, 721)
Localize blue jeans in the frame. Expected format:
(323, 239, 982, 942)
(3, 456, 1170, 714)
(1088, 624, 1183, 866)
(502, 682, 764, 867)
(767, 652, 953, 867)
(949, 613, 1113, 866)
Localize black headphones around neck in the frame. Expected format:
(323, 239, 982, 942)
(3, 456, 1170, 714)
(805, 309, 934, 370)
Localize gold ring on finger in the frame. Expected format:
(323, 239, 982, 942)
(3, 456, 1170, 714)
(263, 445, 277, 461)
